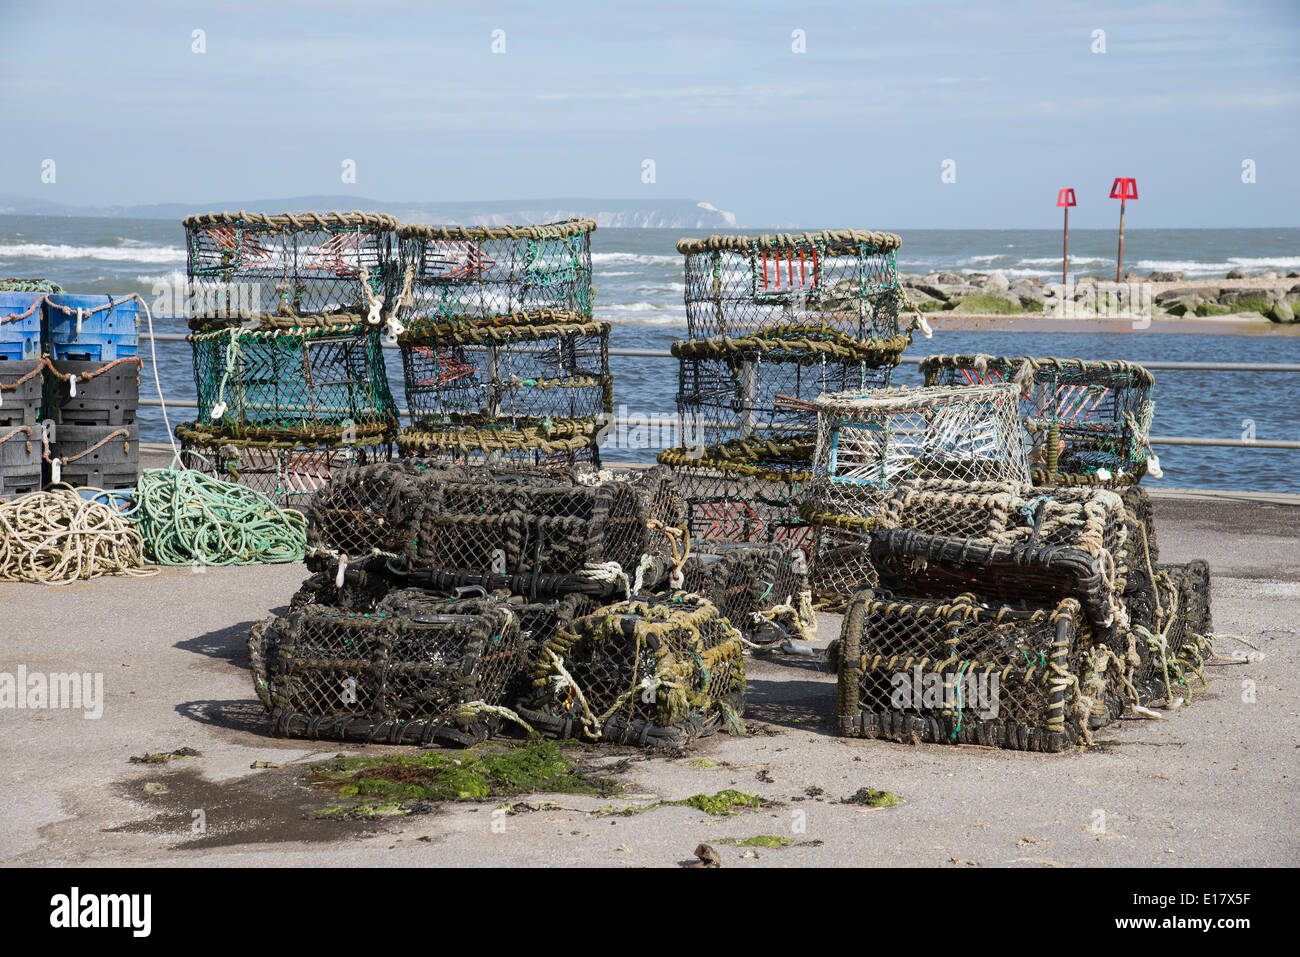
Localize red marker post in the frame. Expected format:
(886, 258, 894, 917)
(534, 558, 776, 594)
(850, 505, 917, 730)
(1109, 177, 1138, 282)
(1056, 188, 1076, 284)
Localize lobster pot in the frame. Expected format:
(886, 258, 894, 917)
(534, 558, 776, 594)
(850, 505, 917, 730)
(183, 211, 400, 324)
(804, 384, 1031, 525)
(835, 592, 1124, 752)
(673, 330, 904, 447)
(0, 424, 42, 498)
(189, 321, 398, 443)
(45, 358, 140, 426)
(406, 466, 686, 588)
(920, 355, 1155, 486)
(679, 230, 904, 341)
(681, 542, 815, 648)
(0, 359, 45, 427)
(249, 597, 529, 747)
(177, 426, 391, 508)
(397, 427, 599, 469)
(1126, 560, 1212, 707)
(808, 520, 878, 610)
(399, 318, 612, 434)
(658, 440, 815, 555)
(517, 595, 746, 750)
(398, 219, 595, 325)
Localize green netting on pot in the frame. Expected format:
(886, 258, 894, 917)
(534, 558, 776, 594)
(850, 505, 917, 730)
(176, 427, 392, 508)
(657, 436, 815, 554)
(833, 591, 1125, 752)
(188, 322, 399, 442)
(672, 326, 906, 447)
(399, 318, 611, 434)
(516, 593, 746, 750)
(680, 541, 816, 648)
(183, 211, 400, 327)
(678, 229, 905, 341)
(398, 219, 595, 326)
(919, 355, 1156, 486)
(250, 595, 532, 747)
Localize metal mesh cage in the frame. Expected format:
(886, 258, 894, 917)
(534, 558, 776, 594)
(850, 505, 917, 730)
(920, 355, 1155, 486)
(517, 594, 746, 750)
(803, 384, 1031, 524)
(681, 541, 815, 648)
(250, 595, 533, 747)
(678, 230, 904, 341)
(398, 219, 595, 326)
(399, 318, 612, 434)
(188, 323, 399, 443)
(834, 592, 1124, 752)
(672, 328, 904, 447)
(183, 211, 400, 326)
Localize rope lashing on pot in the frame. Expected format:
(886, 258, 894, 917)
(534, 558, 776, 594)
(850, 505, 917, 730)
(646, 518, 690, 588)
(125, 459, 306, 566)
(0, 486, 155, 584)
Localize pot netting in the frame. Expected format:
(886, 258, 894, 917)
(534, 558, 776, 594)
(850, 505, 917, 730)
(397, 219, 595, 325)
(658, 438, 815, 554)
(188, 322, 398, 443)
(678, 230, 904, 341)
(920, 355, 1154, 486)
(395, 426, 600, 468)
(517, 594, 747, 750)
(250, 595, 533, 747)
(399, 318, 611, 435)
(1126, 560, 1214, 708)
(183, 211, 400, 326)
(804, 384, 1031, 524)
(834, 592, 1125, 752)
(176, 431, 389, 508)
(681, 542, 815, 648)
(807, 522, 878, 610)
(673, 328, 904, 447)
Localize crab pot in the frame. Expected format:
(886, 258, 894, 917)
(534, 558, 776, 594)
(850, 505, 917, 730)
(516, 594, 746, 750)
(672, 330, 903, 448)
(398, 219, 595, 326)
(0, 424, 42, 498)
(658, 439, 815, 554)
(188, 321, 398, 443)
(406, 465, 685, 587)
(183, 211, 399, 324)
(177, 426, 392, 508)
(807, 520, 879, 610)
(678, 230, 905, 341)
(250, 596, 530, 747)
(680, 541, 814, 647)
(399, 318, 611, 434)
(920, 355, 1155, 486)
(396, 427, 600, 470)
(805, 384, 1031, 528)
(1126, 560, 1213, 707)
(834, 591, 1124, 752)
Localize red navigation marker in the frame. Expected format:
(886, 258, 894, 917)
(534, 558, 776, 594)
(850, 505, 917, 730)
(1110, 178, 1138, 281)
(1057, 189, 1077, 283)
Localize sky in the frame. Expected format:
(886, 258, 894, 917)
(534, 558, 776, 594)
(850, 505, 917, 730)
(1, 0, 1297, 228)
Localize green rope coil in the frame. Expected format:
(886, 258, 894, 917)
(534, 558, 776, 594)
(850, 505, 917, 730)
(126, 466, 307, 566)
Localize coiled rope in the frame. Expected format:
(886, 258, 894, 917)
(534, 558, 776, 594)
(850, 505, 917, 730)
(0, 487, 154, 584)
(126, 463, 307, 566)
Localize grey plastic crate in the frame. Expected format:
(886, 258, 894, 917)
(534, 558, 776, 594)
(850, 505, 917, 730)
(46, 358, 139, 427)
(0, 359, 45, 428)
(0, 424, 42, 498)
(47, 422, 139, 490)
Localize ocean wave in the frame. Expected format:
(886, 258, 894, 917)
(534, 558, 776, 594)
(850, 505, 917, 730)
(592, 252, 680, 266)
(0, 241, 186, 263)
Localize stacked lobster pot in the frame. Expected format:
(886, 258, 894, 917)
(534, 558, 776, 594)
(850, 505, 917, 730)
(812, 384, 1214, 751)
(655, 230, 916, 619)
(177, 211, 402, 507)
(920, 355, 1158, 487)
(395, 219, 611, 469)
(249, 462, 753, 750)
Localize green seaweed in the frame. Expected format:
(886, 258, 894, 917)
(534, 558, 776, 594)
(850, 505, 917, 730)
(718, 835, 794, 848)
(843, 787, 902, 808)
(597, 788, 769, 818)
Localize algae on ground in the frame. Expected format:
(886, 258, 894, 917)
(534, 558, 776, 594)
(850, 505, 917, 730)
(843, 787, 902, 808)
(308, 740, 620, 818)
(600, 788, 769, 818)
(718, 835, 793, 848)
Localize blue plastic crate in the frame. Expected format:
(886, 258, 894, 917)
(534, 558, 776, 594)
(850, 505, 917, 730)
(0, 292, 44, 361)
(45, 294, 139, 361)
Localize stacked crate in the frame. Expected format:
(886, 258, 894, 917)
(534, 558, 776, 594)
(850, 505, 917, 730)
(177, 211, 402, 507)
(656, 229, 913, 587)
(395, 218, 608, 469)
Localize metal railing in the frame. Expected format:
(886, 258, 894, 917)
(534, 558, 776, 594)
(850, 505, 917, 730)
(136, 332, 1300, 450)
